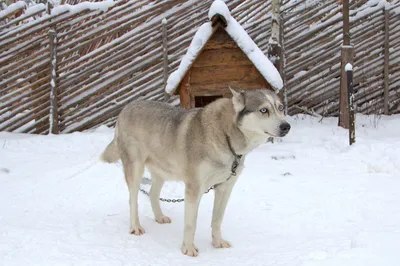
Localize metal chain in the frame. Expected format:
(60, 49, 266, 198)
(139, 177, 215, 203)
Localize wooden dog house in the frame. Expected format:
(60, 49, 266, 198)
(165, 0, 283, 109)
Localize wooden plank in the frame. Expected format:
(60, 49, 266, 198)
(192, 48, 252, 68)
(190, 65, 265, 85)
(190, 82, 267, 96)
(204, 28, 237, 50)
(191, 82, 267, 92)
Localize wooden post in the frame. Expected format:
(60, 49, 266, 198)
(346, 63, 355, 145)
(179, 72, 191, 109)
(162, 18, 169, 102)
(268, 0, 282, 75)
(49, 29, 59, 134)
(338, 0, 353, 129)
(339, 46, 354, 128)
(342, 0, 350, 46)
(280, 12, 288, 115)
(267, 0, 283, 143)
(383, 9, 389, 115)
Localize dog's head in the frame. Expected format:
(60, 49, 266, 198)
(230, 87, 290, 138)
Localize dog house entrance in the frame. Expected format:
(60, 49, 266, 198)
(194, 95, 223, 108)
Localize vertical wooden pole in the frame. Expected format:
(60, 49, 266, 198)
(162, 18, 169, 102)
(342, 0, 350, 46)
(268, 0, 282, 74)
(346, 64, 355, 145)
(49, 29, 59, 134)
(383, 9, 390, 115)
(280, 12, 288, 115)
(338, 0, 353, 129)
(266, 0, 282, 144)
(180, 72, 191, 109)
(339, 46, 354, 129)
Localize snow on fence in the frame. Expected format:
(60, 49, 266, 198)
(282, 0, 400, 116)
(0, 0, 399, 134)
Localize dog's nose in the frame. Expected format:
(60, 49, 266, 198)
(279, 122, 291, 135)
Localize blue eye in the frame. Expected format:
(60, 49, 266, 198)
(278, 105, 285, 111)
(260, 108, 268, 114)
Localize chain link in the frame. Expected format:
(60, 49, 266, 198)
(139, 177, 215, 203)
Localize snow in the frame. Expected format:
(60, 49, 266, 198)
(0, 1, 26, 19)
(162, 18, 167, 24)
(208, 0, 231, 21)
(351, 0, 391, 20)
(51, 0, 115, 15)
(24, 3, 46, 16)
(345, 63, 353, 71)
(1, 114, 400, 265)
(165, 0, 283, 94)
(226, 18, 283, 90)
(294, 70, 308, 78)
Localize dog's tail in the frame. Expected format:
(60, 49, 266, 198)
(100, 125, 120, 163)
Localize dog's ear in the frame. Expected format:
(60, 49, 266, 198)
(229, 86, 245, 112)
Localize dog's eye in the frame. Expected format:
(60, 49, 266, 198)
(260, 108, 268, 114)
(278, 105, 285, 111)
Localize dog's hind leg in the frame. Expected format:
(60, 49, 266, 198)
(149, 174, 171, 224)
(122, 154, 145, 235)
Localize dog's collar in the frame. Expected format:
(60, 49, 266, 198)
(226, 135, 242, 176)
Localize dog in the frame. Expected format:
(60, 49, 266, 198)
(100, 87, 291, 256)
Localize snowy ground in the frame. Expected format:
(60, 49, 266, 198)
(1, 114, 400, 265)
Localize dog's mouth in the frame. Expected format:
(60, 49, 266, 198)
(265, 131, 288, 138)
(264, 131, 278, 137)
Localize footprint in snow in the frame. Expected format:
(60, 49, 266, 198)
(0, 168, 10, 174)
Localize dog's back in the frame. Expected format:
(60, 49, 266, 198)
(101, 100, 204, 179)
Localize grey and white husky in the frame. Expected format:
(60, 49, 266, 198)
(100, 88, 291, 256)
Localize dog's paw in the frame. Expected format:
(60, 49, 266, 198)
(156, 215, 171, 224)
(130, 225, 145, 235)
(212, 238, 231, 248)
(181, 243, 199, 257)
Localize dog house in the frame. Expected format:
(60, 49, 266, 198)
(165, 0, 283, 109)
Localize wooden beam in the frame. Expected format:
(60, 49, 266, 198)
(179, 72, 191, 109)
(383, 9, 390, 115)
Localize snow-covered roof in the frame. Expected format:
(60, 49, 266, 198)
(165, 0, 283, 95)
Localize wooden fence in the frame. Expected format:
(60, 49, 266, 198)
(282, 0, 400, 116)
(0, 0, 399, 134)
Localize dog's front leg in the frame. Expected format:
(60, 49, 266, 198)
(211, 176, 238, 248)
(181, 182, 202, 257)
